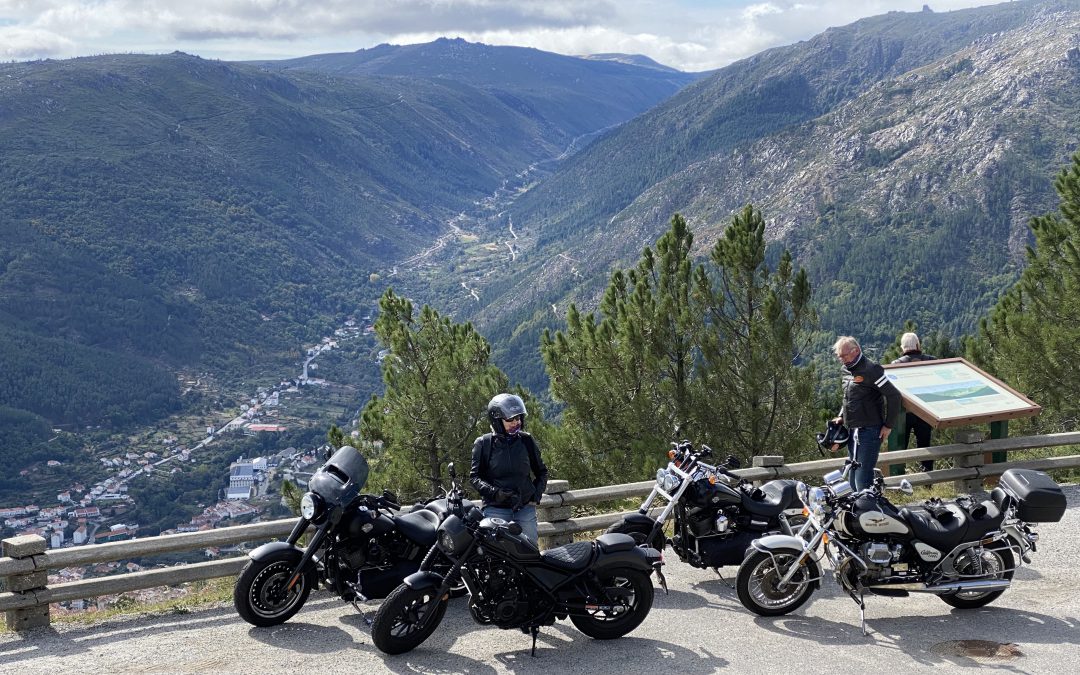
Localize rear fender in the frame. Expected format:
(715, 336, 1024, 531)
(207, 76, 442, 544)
(591, 545, 659, 574)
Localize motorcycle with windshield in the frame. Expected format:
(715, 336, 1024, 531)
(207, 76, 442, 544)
(371, 462, 664, 656)
(736, 460, 1065, 633)
(606, 440, 805, 571)
(233, 445, 473, 627)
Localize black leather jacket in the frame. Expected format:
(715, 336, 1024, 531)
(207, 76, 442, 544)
(840, 353, 902, 429)
(469, 431, 548, 508)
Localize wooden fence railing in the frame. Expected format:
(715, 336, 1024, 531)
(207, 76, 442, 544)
(3, 431, 1079, 630)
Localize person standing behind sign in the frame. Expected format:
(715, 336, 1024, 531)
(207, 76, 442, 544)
(832, 336, 902, 491)
(891, 332, 937, 472)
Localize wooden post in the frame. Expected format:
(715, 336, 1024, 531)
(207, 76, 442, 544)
(888, 405, 908, 476)
(751, 456, 784, 487)
(953, 428, 986, 495)
(2, 535, 50, 631)
(537, 480, 572, 550)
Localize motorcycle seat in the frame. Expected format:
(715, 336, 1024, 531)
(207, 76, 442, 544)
(540, 541, 594, 570)
(900, 503, 969, 551)
(741, 480, 799, 517)
(395, 508, 439, 547)
(963, 500, 1005, 540)
(596, 533, 636, 553)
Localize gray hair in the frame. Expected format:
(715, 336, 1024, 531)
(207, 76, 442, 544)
(900, 332, 921, 352)
(833, 336, 859, 354)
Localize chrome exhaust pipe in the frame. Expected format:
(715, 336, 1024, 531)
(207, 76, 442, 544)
(867, 579, 1011, 594)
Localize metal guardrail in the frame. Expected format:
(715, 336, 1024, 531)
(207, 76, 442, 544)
(3, 431, 1079, 629)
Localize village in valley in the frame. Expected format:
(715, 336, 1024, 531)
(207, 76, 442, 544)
(1, 315, 382, 613)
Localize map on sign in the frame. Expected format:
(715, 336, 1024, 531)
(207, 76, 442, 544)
(882, 358, 1041, 429)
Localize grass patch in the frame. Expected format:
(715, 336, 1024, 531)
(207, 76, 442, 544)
(38, 577, 235, 630)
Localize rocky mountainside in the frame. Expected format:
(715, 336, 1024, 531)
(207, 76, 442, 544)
(439, 0, 1080, 390)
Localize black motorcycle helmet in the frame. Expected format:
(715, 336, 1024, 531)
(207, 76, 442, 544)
(487, 393, 527, 436)
(816, 420, 851, 451)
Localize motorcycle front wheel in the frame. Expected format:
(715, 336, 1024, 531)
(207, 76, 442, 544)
(570, 568, 654, 639)
(371, 583, 449, 655)
(736, 549, 816, 616)
(939, 544, 1015, 609)
(233, 551, 316, 627)
(605, 520, 665, 552)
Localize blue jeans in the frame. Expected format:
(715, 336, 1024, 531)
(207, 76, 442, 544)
(482, 504, 538, 545)
(847, 426, 882, 492)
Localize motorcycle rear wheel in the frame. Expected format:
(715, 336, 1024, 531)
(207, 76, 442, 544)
(233, 551, 315, 627)
(570, 568, 654, 640)
(605, 520, 665, 552)
(939, 544, 1014, 609)
(371, 584, 449, 655)
(736, 550, 815, 616)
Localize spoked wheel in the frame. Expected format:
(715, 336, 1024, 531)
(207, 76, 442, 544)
(371, 584, 449, 655)
(605, 520, 665, 552)
(736, 550, 817, 616)
(570, 568, 654, 639)
(940, 545, 1015, 609)
(233, 551, 315, 627)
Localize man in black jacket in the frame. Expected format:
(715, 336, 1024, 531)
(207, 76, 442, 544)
(470, 393, 548, 544)
(831, 336, 902, 491)
(891, 332, 937, 471)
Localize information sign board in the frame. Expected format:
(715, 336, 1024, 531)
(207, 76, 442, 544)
(881, 357, 1040, 429)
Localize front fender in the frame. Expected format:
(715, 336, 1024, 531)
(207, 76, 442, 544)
(403, 571, 445, 591)
(749, 534, 807, 555)
(248, 541, 305, 564)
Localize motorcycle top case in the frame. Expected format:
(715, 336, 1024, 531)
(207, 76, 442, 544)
(998, 468, 1066, 523)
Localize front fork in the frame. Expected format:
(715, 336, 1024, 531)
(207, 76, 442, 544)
(285, 521, 327, 593)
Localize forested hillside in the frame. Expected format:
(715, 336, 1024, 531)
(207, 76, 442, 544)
(0, 46, 692, 442)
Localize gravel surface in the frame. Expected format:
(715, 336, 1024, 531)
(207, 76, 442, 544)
(3, 485, 1078, 674)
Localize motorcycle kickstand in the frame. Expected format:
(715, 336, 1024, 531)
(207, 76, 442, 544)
(349, 593, 373, 627)
(712, 567, 734, 590)
(529, 625, 540, 657)
(655, 568, 670, 594)
(857, 588, 868, 637)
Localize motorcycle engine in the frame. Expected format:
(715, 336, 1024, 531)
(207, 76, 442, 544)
(468, 560, 532, 627)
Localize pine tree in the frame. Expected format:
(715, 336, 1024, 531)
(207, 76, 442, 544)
(970, 152, 1080, 430)
(361, 289, 506, 498)
(696, 204, 817, 462)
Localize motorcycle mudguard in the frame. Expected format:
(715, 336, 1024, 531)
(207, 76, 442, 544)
(749, 533, 806, 553)
(622, 513, 657, 528)
(248, 541, 306, 565)
(403, 571, 445, 591)
(591, 545, 659, 574)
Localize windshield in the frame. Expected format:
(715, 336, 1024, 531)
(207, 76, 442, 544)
(308, 446, 369, 506)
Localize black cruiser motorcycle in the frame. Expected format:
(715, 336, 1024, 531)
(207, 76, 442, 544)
(606, 440, 805, 570)
(736, 460, 1065, 634)
(371, 463, 664, 655)
(233, 446, 474, 627)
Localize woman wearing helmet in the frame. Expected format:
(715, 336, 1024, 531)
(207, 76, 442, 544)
(469, 393, 548, 544)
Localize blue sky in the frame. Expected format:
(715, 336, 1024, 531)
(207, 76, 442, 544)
(0, 1, 1017, 70)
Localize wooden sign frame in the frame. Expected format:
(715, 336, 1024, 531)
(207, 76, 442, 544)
(881, 357, 1041, 429)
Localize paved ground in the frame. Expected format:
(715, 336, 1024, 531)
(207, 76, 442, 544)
(3, 486, 1078, 674)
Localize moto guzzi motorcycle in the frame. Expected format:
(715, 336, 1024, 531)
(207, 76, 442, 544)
(736, 460, 1066, 633)
(371, 462, 664, 655)
(606, 440, 805, 570)
(233, 445, 474, 627)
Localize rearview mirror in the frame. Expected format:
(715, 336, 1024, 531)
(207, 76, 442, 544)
(899, 479, 913, 495)
(447, 462, 456, 480)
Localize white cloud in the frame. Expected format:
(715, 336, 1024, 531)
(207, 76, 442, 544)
(0, 0, 1017, 69)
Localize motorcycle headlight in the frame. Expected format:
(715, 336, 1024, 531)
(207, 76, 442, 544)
(656, 468, 668, 489)
(300, 492, 323, 521)
(808, 486, 827, 509)
(663, 471, 681, 493)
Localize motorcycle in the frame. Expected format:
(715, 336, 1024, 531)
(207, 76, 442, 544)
(233, 445, 475, 627)
(606, 440, 805, 571)
(371, 462, 664, 656)
(735, 460, 1066, 634)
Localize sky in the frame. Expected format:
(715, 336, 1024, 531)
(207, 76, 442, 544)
(0, 0, 1018, 71)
